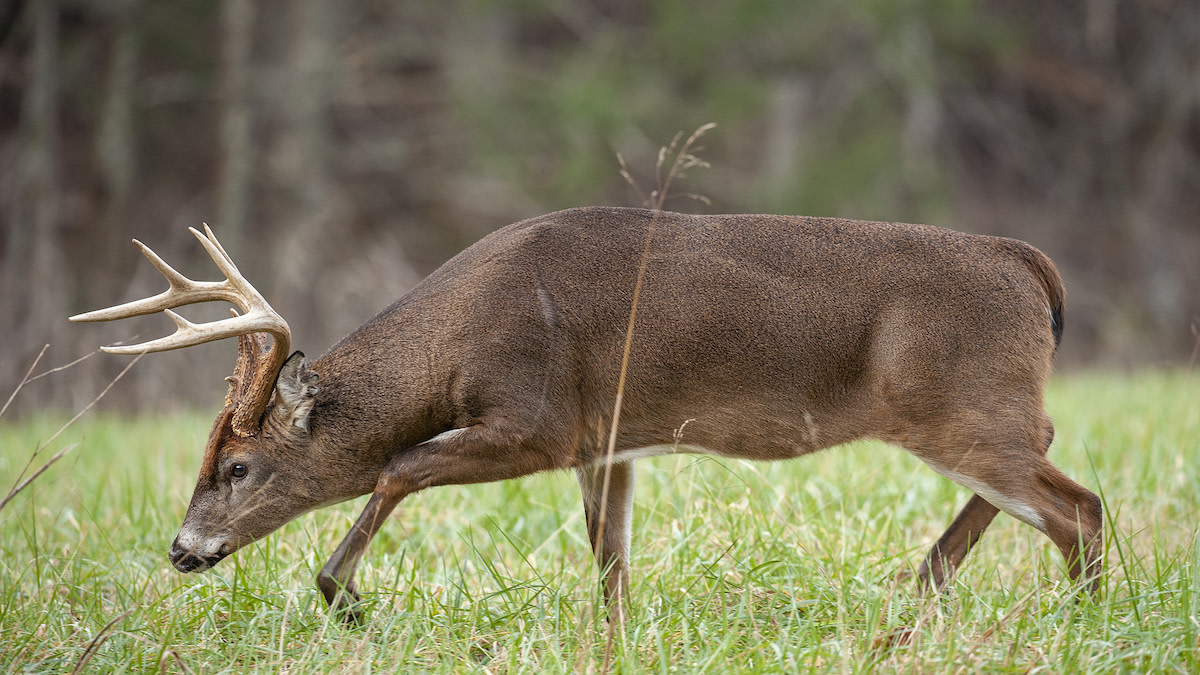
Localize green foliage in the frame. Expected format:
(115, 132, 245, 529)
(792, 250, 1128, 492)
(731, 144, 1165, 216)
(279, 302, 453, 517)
(1, 372, 1198, 672)
(452, 0, 1012, 221)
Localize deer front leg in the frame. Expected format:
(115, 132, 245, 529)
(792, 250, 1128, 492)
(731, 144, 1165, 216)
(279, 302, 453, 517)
(318, 422, 567, 624)
(916, 494, 1000, 593)
(576, 460, 635, 623)
(317, 475, 409, 624)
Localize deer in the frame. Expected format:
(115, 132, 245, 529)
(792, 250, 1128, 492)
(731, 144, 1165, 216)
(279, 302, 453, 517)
(70, 207, 1103, 624)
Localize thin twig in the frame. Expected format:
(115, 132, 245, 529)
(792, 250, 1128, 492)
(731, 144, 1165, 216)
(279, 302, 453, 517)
(0, 344, 49, 421)
(42, 352, 144, 450)
(0, 443, 78, 512)
(26, 349, 98, 383)
(0, 353, 144, 514)
(2, 346, 107, 494)
(1188, 316, 1198, 372)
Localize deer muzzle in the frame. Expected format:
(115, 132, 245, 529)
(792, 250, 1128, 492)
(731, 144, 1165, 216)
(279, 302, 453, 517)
(168, 530, 234, 573)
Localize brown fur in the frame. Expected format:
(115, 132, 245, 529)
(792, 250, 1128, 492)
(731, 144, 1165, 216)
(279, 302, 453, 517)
(133, 207, 1100, 621)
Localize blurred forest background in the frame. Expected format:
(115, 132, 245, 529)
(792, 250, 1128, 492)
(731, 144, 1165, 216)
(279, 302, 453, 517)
(1, 0, 1197, 415)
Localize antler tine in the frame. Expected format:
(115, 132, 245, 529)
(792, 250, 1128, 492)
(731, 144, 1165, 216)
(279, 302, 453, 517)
(189, 225, 244, 284)
(180, 224, 292, 352)
(200, 223, 235, 267)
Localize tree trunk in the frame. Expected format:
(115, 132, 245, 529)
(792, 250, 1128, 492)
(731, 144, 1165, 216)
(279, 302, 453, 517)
(2, 0, 62, 408)
(216, 0, 256, 254)
(269, 0, 339, 340)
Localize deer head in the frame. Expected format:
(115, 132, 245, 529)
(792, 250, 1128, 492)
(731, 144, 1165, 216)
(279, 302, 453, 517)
(70, 226, 325, 571)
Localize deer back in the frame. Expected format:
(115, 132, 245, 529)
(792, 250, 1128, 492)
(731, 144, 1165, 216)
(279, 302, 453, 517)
(302, 207, 1063, 471)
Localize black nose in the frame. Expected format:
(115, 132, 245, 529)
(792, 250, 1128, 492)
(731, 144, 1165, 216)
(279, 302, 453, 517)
(168, 537, 224, 573)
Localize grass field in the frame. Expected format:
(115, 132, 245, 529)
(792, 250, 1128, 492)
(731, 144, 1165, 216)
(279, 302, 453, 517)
(1, 371, 1197, 673)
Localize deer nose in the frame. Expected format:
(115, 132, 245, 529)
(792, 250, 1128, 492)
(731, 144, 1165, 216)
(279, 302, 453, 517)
(168, 535, 228, 573)
(169, 537, 202, 572)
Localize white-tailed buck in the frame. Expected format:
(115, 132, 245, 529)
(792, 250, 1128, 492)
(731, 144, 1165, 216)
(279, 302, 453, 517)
(71, 208, 1102, 622)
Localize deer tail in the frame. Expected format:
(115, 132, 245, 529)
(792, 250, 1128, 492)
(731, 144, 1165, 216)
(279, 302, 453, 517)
(999, 239, 1066, 350)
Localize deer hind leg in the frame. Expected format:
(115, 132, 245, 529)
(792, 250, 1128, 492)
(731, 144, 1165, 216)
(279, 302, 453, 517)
(917, 418, 1103, 596)
(916, 419, 1058, 592)
(576, 460, 635, 623)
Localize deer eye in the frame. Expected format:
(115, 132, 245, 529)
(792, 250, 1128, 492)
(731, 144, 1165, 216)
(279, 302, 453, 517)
(230, 464, 248, 479)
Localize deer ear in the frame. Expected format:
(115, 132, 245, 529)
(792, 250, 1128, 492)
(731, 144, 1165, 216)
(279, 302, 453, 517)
(275, 351, 318, 432)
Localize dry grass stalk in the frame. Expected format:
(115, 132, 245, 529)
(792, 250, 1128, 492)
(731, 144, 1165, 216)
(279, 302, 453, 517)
(0, 347, 143, 513)
(69, 609, 134, 675)
(596, 123, 716, 670)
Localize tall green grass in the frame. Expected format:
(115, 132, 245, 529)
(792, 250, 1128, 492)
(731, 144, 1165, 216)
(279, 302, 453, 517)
(1, 371, 1197, 673)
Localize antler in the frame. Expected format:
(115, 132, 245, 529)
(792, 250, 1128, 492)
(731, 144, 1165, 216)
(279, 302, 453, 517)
(71, 225, 291, 436)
